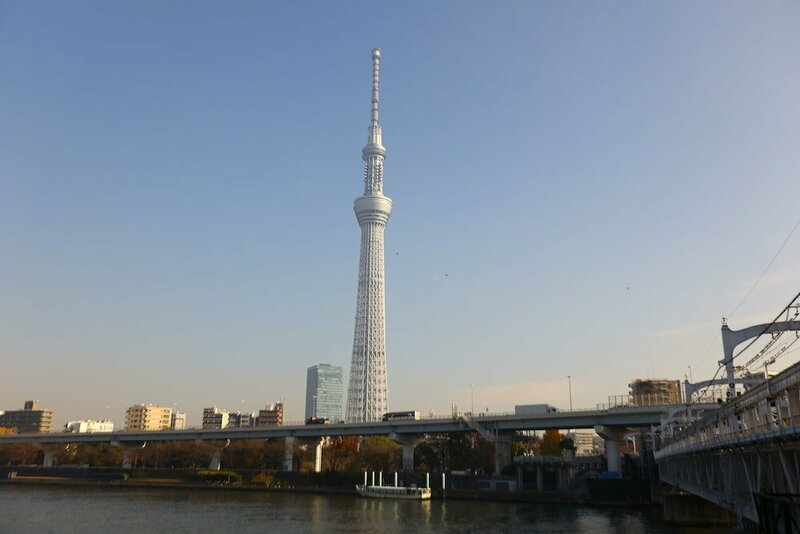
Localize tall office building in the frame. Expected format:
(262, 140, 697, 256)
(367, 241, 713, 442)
(346, 49, 393, 423)
(305, 364, 344, 421)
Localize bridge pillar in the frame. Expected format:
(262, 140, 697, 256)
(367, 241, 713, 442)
(208, 450, 222, 471)
(786, 386, 800, 426)
(389, 434, 424, 472)
(494, 433, 512, 475)
(208, 439, 231, 471)
(314, 438, 324, 473)
(662, 491, 737, 527)
(595, 426, 625, 476)
(283, 436, 295, 471)
(34, 444, 66, 468)
(111, 441, 147, 469)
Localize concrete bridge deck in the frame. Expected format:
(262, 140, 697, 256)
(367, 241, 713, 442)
(0, 405, 682, 445)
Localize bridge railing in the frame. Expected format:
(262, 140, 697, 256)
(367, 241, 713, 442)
(655, 359, 800, 458)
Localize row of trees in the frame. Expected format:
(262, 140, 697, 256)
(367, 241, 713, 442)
(0, 431, 568, 473)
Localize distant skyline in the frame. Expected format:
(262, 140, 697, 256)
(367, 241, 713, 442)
(2, 2, 799, 429)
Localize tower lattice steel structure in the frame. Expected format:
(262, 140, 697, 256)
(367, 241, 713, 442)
(345, 49, 392, 423)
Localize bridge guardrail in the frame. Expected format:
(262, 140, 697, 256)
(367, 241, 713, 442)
(655, 359, 800, 459)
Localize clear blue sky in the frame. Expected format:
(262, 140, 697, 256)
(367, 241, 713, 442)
(2, 2, 799, 428)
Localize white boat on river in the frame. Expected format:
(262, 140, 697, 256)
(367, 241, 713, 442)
(356, 484, 432, 500)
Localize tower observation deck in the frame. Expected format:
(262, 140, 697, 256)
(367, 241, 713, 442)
(345, 49, 392, 423)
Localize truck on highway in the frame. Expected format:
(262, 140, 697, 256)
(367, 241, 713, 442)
(514, 404, 558, 416)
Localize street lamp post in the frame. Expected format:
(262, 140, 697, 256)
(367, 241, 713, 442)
(567, 375, 573, 411)
(469, 384, 474, 414)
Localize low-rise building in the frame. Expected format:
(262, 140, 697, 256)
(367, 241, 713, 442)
(629, 379, 682, 406)
(171, 411, 187, 430)
(229, 412, 255, 428)
(257, 402, 284, 426)
(125, 404, 172, 431)
(64, 420, 114, 433)
(202, 406, 229, 429)
(569, 430, 599, 456)
(0, 400, 53, 433)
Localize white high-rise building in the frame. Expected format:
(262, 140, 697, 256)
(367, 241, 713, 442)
(346, 49, 392, 423)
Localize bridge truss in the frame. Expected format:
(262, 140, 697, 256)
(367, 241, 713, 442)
(655, 358, 800, 527)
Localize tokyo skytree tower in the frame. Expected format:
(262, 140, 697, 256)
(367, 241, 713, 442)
(345, 49, 392, 423)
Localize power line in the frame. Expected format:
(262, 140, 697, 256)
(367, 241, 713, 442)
(727, 214, 800, 320)
(730, 290, 800, 365)
(686, 214, 799, 384)
(687, 289, 800, 407)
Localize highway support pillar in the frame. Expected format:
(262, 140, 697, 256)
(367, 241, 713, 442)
(389, 434, 424, 472)
(208, 439, 231, 471)
(787, 386, 800, 426)
(283, 436, 295, 471)
(494, 433, 512, 475)
(33, 443, 68, 468)
(595, 425, 625, 476)
(314, 438, 324, 473)
(111, 441, 147, 469)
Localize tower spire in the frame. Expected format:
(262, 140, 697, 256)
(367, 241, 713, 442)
(346, 49, 393, 423)
(362, 48, 386, 194)
(371, 48, 380, 125)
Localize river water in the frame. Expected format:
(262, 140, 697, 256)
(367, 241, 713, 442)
(0, 485, 687, 533)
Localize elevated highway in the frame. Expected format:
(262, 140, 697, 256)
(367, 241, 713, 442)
(0, 405, 680, 445)
(0, 405, 688, 474)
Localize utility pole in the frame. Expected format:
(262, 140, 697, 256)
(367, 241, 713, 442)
(469, 384, 474, 414)
(567, 375, 573, 411)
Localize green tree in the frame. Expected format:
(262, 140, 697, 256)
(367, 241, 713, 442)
(539, 429, 564, 457)
(324, 436, 360, 471)
(0, 443, 41, 465)
(351, 437, 401, 472)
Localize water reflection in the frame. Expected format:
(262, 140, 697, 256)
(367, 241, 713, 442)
(0, 485, 681, 533)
